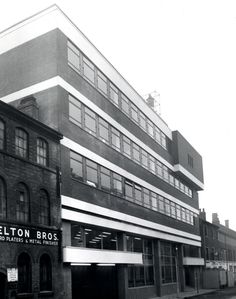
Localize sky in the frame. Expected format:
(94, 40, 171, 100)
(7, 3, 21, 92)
(0, 0, 236, 228)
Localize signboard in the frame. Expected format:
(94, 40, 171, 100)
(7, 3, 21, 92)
(0, 223, 60, 246)
(7, 268, 18, 282)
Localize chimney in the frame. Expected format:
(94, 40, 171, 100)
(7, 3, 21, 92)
(199, 208, 206, 220)
(225, 220, 229, 228)
(17, 96, 39, 120)
(146, 94, 155, 110)
(212, 213, 220, 225)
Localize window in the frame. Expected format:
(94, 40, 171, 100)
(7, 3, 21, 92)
(127, 236, 154, 287)
(111, 127, 121, 151)
(83, 56, 95, 84)
(69, 95, 82, 127)
(0, 120, 4, 150)
(151, 192, 158, 211)
(112, 173, 122, 196)
(70, 151, 83, 180)
(149, 156, 155, 173)
(161, 132, 167, 149)
(161, 243, 176, 284)
(97, 70, 108, 95)
(154, 126, 161, 143)
(156, 161, 163, 177)
(188, 154, 194, 168)
(121, 94, 130, 115)
(132, 143, 140, 163)
(164, 199, 171, 216)
(169, 174, 175, 186)
(205, 247, 209, 260)
(98, 118, 109, 143)
(147, 120, 154, 138)
(123, 136, 131, 158)
(100, 167, 111, 191)
(86, 160, 98, 187)
(0, 177, 6, 219)
(68, 41, 80, 72)
(158, 196, 164, 214)
(15, 128, 28, 158)
(163, 166, 169, 182)
(39, 189, 50, 226)
(40, 254, 52, 291)
(84, 107, 96, 136)
(131, 103, 138, 123)
(181, 208, 186, 222)
(143, 188, 150, 208)
(176, 205, 181, 220)
(134, 184, 142, 205)
(171, 202, 176, 218)
(125, 180, 133, 202)
(139, 112, 147, 131)
(18, 253, 31, 293)
(16, 183, 29, 223)
(37, 138, 48, 166)
(109, 83, 119, 106)
(141, 150, 148, 169)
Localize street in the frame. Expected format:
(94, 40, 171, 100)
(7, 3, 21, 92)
(191, 287, 236, 299)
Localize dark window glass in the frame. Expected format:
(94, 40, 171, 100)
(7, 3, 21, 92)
(123, 136, 131, 157)
(69, 95, 82, 127)
(131, 103, 138, 123)
(143, 188, 150, 208)
(97, 70, 107, 95)
(86, 160, 98, 187)
(125, 180, 133, 202)
(109, 83, 119, 106)
(83, 56, 95, 84)
(84, 107, 96, 136)
(132, 143, 140, 163)
(40, 254, 52, 291)
(111, 127, 121, 151)
(18, 253, 31, 293)
(15, 128, 28, 158)
(68, 41, 80, 72)
(0, 177, 6, 219)
(16, 183, 29, 223)
(121, 94, 130, 115)
(98, 118, 109, 143)
(100, 167, 111, 191)
(0, 120, 4, 150)
(37, 138, 48, 166)
(134, 184, 142, 205)
(112, 173, 122, 196)
(141, 150, 148, 169)
(70, 151, 83, 180)
(39, 189, 50, 226)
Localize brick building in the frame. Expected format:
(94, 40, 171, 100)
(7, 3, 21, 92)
(0, 5, 204, 298)
(200, 211, 236, 289)
(0, 98, 63, 298)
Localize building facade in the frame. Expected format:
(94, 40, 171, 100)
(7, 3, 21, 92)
(200, 211, 236, 289)
(0, 5, 204, 298)
(0, 98, 63, 298)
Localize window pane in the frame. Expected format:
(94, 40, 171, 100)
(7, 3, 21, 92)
(40, 254, 52, 291)
(123, 136, 131, 157)
(16, 183, 29, 223)
(151, 192, 158, 211)
(134, 185, 142, 205)
(147, 120, 154, 137)
(149, 156, 155, 173)
(15, 128, 28, 158)
(139, 112, 147, 131)
(69, 95, 82, 127)
(97, 70, 107, 95)
(165, 199, 171, 216)
(109, 83, 119, 106)
(112, 173, 122, 195)
(68, 42, 80, 72)
(70, 151, 83, 180)
(0, 121, 4, 150)
(158, 196, 164, 213)
(84, 107, 96, 135)
(100, 167, 111, 191)
(141, 150, 148, 169)
(0, 178, 6, 219)
(143, 189, 150, 208)
(154, 126, 161, 143)
(161, 132, 167, 149)
(83, 56, 95, 84)
(121, 94, 129, 115)
(125, 180, 133, 202)
(37, 138, 48, 166)
(131, 104, 138, 123)
(39, 190, 50, 226)
(132, 143, 140, 163)
(156, 161, 163, 177)
(98, 118, 109, 143)
(86, 160, 98, 186)
(111, 127, 121, 151)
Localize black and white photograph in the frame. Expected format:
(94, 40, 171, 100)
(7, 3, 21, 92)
(0, 1, 236, 298)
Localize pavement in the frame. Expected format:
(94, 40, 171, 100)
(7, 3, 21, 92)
(151, 288, 216, 299)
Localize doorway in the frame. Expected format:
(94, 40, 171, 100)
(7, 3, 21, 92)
(0, 272, 7, 299)
(72, 264, 118, 299)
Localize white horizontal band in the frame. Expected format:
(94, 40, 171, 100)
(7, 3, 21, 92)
(61, 138, 199, 214)
(62, 195, 201, 242)
(63, 247, 143, 264)
(174, 164, 204, 190)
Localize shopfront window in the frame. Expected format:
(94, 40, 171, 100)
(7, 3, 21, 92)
(161, 242, 176, 284)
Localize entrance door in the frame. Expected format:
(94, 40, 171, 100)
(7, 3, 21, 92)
(0, 272, 7, 299)
(72, 265, 118, 299)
